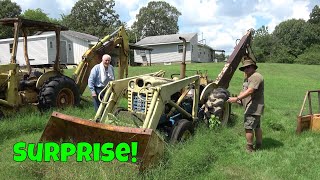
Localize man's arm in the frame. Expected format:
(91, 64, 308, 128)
(228, 88, 255, 103)
(228, 74, 262, 103)
(88, 67, 97, 96)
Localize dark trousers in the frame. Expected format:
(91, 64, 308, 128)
(93, 87, 105, 112)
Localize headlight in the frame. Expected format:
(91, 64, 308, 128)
(129, 81, 135, 89)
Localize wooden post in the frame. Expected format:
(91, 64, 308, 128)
(148, 50, 152, 66)
(54, 28, 61, 72)
(308, 92, 312, 115)
(22, 28, 32, 75)
(11, 21, 20, 64)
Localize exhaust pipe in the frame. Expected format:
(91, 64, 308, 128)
(179, 37, 186, 79)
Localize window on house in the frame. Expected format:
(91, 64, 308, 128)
(68, 43, 72, 51)
(50, 41, 53, 48)
(140, 50, 146, 56)
(9, 43, 13, 53)
(192, 45, 193, 52)
(178, 45, 183, 53)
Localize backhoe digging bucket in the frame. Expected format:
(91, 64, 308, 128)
(40, 112, 165, 171)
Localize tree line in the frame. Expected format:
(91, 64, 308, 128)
(253, 5, 320, 65)
(0, 0, 180, 43)
(0, 0, 319, 64)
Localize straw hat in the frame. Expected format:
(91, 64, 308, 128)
(239, 59, 258, 71)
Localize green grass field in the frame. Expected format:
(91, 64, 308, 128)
(1, 62, 320, 179)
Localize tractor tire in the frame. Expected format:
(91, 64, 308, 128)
(38, 76, 80, 111)
(170, 119, 194, 143)
(113, 107, 127, 116)
(0, 110, 4, 120)
(204, 88, 231, 126)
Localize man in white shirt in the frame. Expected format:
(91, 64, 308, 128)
(88, 54, 115, 111)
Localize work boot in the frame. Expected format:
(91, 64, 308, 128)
(255, 143, 262, 150)
(246, 144, 255, 153)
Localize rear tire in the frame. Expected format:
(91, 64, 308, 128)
(170, 119, 194, 143)
(204, 88, 231, 126)
(38, 76, 80, 111)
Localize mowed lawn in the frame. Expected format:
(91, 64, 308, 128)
(0, 62, 320, 179)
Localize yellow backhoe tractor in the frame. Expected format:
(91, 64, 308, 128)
(0, 18, 140, 119)
(0, 18, 80, 118)
(72, 25, 132, 96)
(40, 29, 256, 170)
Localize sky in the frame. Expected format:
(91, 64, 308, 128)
(12, 0, 319, 54)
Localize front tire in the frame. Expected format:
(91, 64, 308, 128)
(204, 88, 231, 126)
(38, 76, 80, 111)
(170, 119, 194, 143)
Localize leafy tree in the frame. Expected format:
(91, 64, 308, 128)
(308, 5, 320, 46)
(295, 44, 320, 65)
(131, 1, 181, 40)
(61, 0, 122, 38)
(269, 43, 295, 64)
(215, 53, 225, 62)
(252, 26, 274, 62)
(308, 5, 320, 24)
(0, 0, 22, 39)
(273, 19, 315, 58)
(20, 8, 63, 35)
(21, 8, 51, 22)
(247, 5, 320, 65)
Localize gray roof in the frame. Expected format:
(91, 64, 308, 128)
(63, 30, 98, 42)
(36, 30, 99, 42)
(135, 33, 197, 46)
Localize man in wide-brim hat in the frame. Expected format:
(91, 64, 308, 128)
(239, 58, 258, 71)
(228, 57, 264, 152)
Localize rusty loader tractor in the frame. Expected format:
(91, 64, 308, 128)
(0, 18, 135, 119)
(0, 18, 80, 118)
(40, 29, 256, 170)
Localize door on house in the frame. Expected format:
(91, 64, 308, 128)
(60, 41, 67, 64)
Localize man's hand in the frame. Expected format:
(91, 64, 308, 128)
(227, 97, 239, 103)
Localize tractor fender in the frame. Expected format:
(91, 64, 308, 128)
(200, 82, 218, 103)
(36, 71, 62, 89)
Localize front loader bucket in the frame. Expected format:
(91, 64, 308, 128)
(40, 112, 165, 171)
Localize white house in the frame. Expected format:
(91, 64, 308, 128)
(134, 33, 222, 64)
(0, 30, 98, 66)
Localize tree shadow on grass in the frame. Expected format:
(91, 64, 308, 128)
(260, 137, 284, 150)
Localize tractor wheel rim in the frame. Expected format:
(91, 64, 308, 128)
(221, 103, 230, 125)
(56, 88, 74, 107)
(181, 130, 191, 141)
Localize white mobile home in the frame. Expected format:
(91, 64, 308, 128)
(0, 30, 98, 66)
(134, 33, 220, 65)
